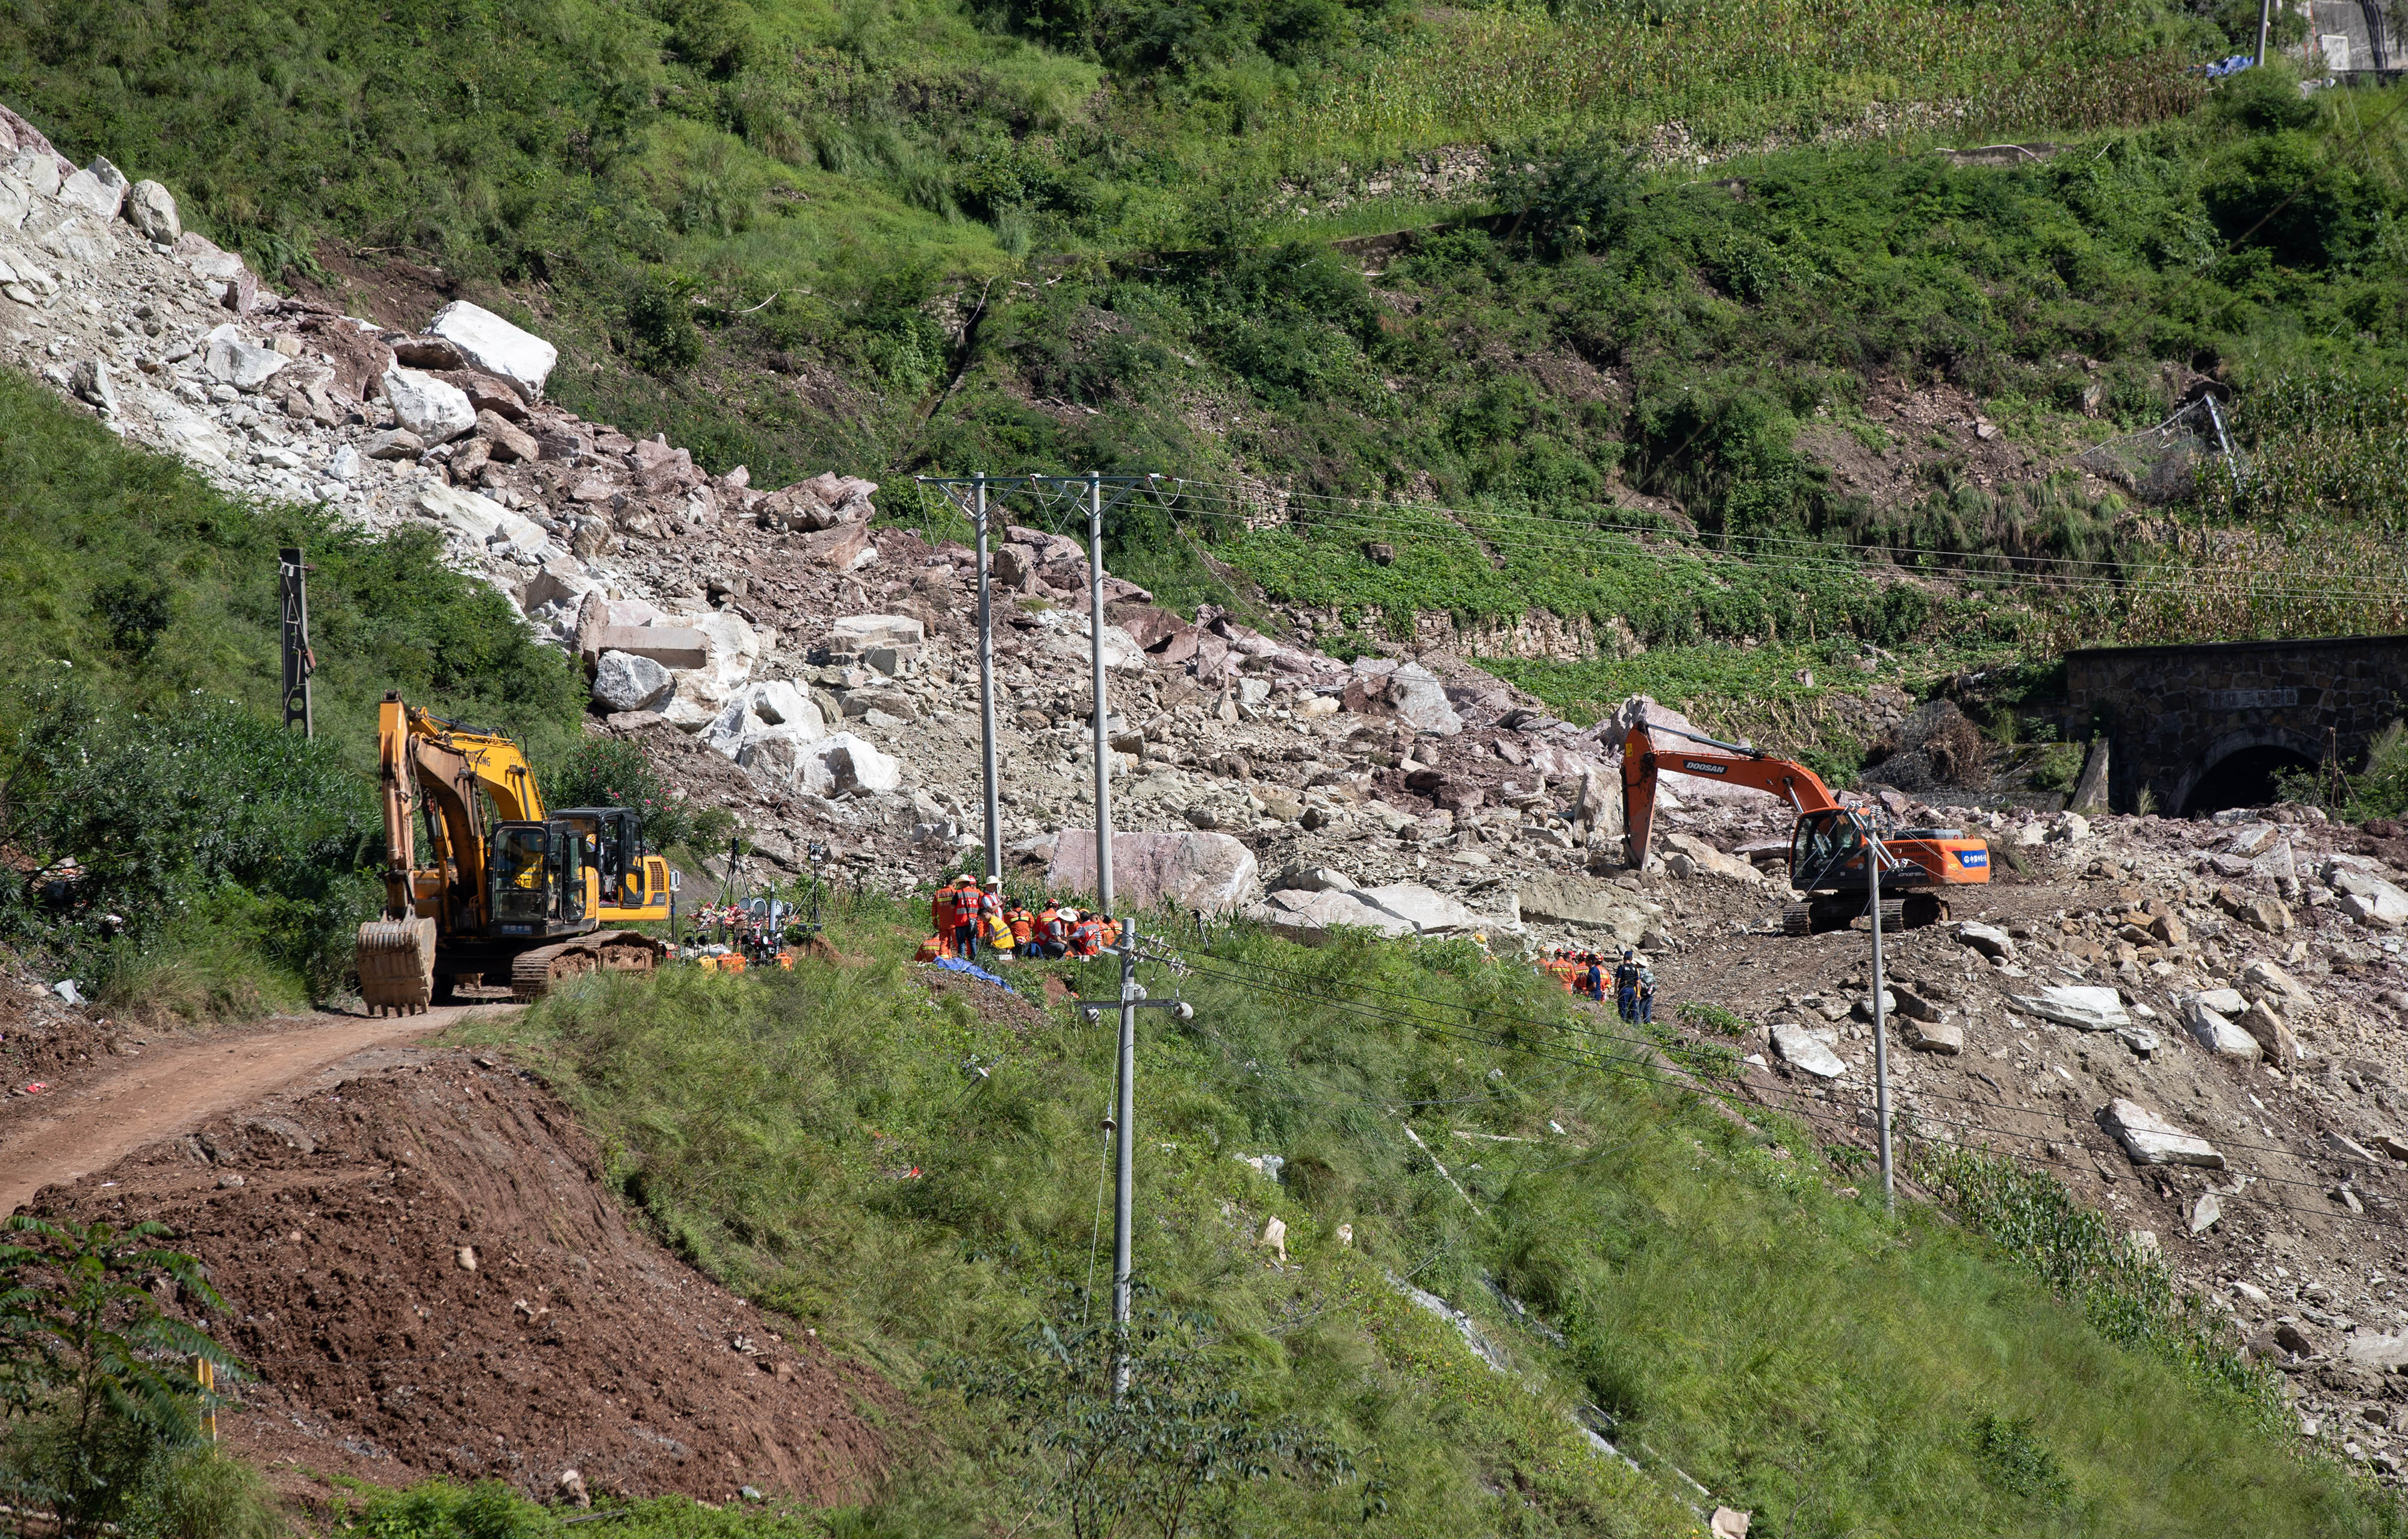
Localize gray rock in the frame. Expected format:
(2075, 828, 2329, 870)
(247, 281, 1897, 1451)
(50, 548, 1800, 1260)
(2329, 866, 2408, 927)
(427, 299, 558, 398)
(2227, 821, 2279, 857)
(1270, 863, 1357, 894)
(380, 364, 475, 443)
(1902, 1016, 1964, 1054)
(123, 179, 179, 244)
(2345, 1334, 2408, 1372)
(830, 614, 925, 651)
(1252, 888, 1417, 942)
(699, 680, 828, 772)
(205, 330, 291, 393)
(57, 157, 127, 220)
(67, 358, 115, 414)
(2180, 998, 2261, 1059)
(2189, 1190, 2221, 1234)
(1050, 829, 1258, 914)
(799, 732, 902, 796)
(1386, 662, 1463, 736)
(2008, 984, 2129, 1032)
(2100, 1098, 2225, 1169)
(592, 650, 674, 714)
(363, 428, 424, 460)
(1956, 921, 2017, 960)
(1770, 1023, 1847, 1078)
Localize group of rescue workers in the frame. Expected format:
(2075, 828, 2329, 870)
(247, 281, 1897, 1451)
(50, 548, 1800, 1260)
(1541, 944, 1656, 1024)
(931, 873, 1120, 963)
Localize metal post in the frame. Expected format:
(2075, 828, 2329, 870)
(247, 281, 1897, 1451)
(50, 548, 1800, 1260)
(1867, 819, 1894, 1213)
(278, 547, 314, 738)
(2255, 0, 2272, 65)
(1085, 471, 1116, 918)
(1112, 918, 1138, 1393)
(975, 474, 1002, 881)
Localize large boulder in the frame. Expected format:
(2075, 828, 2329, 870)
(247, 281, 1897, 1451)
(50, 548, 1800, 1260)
(2179, 996, 2261, 1059)
(123, 179, 178, 244)
(1048, 830, 1258, 914)
(659, 610, 763, 730)
(205, 328, 291, 393)
(699, 680, 829, 777)
(426, 300, 558, 398)
(2101, 1099, 2226, 1170)
(1387, 662, 1462, 736)
(2007, 984, 2129, 1032)
(831, 615, 925, 651)
(1514, 873, 1648, 943)
(1770, 1023, 1846, 1078)
(381, 365, 476, 443)
(592, 651, 674, 714)
(1660, 831, 1770, 886)
(2329, 865, 2408, 927)
(1249, 887, 1416, 942)
(57, 158, 126, 221)
(799, 732, 902, 796)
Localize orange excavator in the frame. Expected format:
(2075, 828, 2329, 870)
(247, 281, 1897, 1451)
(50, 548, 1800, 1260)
(355, 694, 672, 1013)
(1622, 715, 1991, 936)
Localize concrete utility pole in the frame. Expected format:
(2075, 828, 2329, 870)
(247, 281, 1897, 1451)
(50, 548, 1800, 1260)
(1085, 470, 1116, 918)
(973, 474, 1001, 879)
(2256, 0, 2273, 66)
(1112, 916, 1138, 1389)
(1865, 813, 1895, 1213)
(278, 547, 314, 738)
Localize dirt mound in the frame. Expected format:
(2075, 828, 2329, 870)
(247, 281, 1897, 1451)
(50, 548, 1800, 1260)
(25, 1049, 895, 1506)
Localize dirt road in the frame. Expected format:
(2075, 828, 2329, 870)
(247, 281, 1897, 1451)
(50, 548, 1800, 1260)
(0, 1006, 501, 1216)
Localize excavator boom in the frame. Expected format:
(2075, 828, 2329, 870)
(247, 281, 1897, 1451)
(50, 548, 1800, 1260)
(1622, 721, 1842, 868)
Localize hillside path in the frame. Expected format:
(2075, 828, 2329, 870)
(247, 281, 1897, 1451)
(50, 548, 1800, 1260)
(0, 1006, 501, 1216)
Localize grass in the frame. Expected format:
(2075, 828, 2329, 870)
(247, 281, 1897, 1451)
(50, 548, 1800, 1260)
(427, 898, 2399, 1535)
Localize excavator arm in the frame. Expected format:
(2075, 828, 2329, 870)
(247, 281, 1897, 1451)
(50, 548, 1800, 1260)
(1621, 718, 1844, 868)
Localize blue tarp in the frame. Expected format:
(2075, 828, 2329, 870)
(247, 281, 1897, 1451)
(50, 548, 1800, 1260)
(2205, 54, 2256, 76)
(929, 955, 1022, 995)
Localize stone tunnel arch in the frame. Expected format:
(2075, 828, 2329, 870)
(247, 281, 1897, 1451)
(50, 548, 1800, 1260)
(2176, 726, 2326, 817)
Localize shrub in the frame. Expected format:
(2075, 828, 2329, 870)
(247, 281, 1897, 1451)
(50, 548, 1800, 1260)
(550, 737, 697, 850)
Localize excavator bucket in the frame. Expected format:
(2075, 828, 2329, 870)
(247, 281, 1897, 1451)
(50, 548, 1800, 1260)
(356, 917, 438, 1016)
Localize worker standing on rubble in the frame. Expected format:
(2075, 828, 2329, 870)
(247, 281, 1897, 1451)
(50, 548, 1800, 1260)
(1636, 956, 1657, 1025)
(1612, 950, 1642, 1024)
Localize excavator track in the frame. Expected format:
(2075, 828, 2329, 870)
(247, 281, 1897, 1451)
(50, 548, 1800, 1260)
(1782, 894, 1951, 938)
(356, 918, 438, 1016)
(509, 930, 664, 1001)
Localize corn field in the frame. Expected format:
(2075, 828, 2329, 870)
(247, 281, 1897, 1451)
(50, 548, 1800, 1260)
(1266, 0, 2201, 155)
(2203, 372, 2408, 531)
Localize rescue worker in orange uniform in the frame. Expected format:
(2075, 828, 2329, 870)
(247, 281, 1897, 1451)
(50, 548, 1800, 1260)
(1068, 909, 1103, 959)
(932, 877, 966, 957)
(1036, 901, 1067, 959)
(1008, 906, 1035, 958)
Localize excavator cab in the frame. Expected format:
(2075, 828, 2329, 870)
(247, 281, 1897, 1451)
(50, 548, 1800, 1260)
(1790, 809, 1869, 892)
(486, 822, 588, 933)
(554, 806, 672, 921)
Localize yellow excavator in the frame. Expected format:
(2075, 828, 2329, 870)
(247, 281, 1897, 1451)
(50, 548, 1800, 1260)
(355, 694, 674, 1013)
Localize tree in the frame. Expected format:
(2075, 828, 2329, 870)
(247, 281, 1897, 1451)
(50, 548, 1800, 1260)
(0, 1216, 241, 1538)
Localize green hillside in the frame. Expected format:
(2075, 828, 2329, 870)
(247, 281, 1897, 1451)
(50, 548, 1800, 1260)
(4, 0, 2402, 665)
(424, 908, 2402, 1537)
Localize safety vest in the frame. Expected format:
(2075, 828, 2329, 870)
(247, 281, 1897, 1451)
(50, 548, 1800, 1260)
(1097, 918, 1119, 948)
(932, 887, 960, 934)
(1070, 918, 1102, 956)
(1040, 909, 1066, 944)
(1010, 910, 1034, 945)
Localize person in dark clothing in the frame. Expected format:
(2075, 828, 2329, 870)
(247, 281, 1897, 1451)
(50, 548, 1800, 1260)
(1581, 952, 1605, 1001)
(1612, 950, 1642, 1024)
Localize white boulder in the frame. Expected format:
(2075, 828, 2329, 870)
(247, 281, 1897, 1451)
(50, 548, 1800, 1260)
(426, 300, 558, 398)
(830, 614, 925, 651)
(205, 328, 291, 393)
(799, 732, 902, 796)
(57, 158, 126, 221)
(2327, 865, 2408, 928)
(1250, 887, 1417, 942)
(592, 651, 674, 714)
(1770, 1023, 1847, 1078)
(1386, 662, 1463, 736)
(380, 365, 476, 443)
(123, 180, 178, 244)
(2179, 997, 2262, 1059)
(2101, 1098, 2226, 1170)
(698, 680, 828, 774)
(2008, 984, 2129, 1032)
(415, 481, 512, 543)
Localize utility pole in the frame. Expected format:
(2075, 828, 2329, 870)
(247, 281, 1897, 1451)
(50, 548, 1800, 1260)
(1112, 916, 1138, 1390)
(2256, 0, 2272, 66)
(1865, 813, 1895, 1213)
(1085, 471, 1116, 918)
(973, 473, 1001, 880)
(278, 547, 314, 738)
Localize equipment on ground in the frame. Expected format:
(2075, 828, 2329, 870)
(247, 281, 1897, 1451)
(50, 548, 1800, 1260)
(1622, 716, 1991, 936)
(355, 694, 667, 1013)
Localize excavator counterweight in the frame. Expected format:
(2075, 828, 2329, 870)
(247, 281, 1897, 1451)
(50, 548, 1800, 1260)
(1622, 715, 1990, 936)
(356, 693, 665, 1012)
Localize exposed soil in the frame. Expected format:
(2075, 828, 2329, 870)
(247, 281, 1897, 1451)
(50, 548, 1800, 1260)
(0, 1005, 491, 1217)
(25, 1047, 897, 1508)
